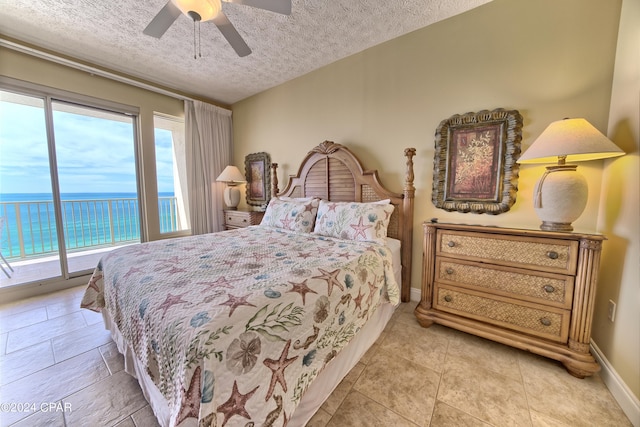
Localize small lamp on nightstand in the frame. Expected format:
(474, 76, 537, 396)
(216, 165, 246, 210)
(517, 118, 624, 232)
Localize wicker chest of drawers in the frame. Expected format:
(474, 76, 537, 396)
(415, 222, 605, 378)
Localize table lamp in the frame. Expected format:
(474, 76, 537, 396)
(216, 165, 246, 209)
(517, 118, 624, 232)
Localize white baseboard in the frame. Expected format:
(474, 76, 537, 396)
(591, 341, 640, 427)
(0, 275, 89, 305)
(408, 288, 639, 426)
(410, 287, 420, 302)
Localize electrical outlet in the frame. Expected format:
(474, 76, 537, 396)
(608, 300, 616, 322)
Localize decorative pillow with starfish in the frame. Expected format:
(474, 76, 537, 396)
(260, 197, 320, 233)
(313, 200, 394, 243)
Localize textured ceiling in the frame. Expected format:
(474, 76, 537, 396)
(0, 0, 492, 105)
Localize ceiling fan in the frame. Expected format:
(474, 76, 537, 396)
(144, 0, 292, 57)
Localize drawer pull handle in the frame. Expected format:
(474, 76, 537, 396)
(444, 295, 453, 303)
(540, 317, 552, 327)
(243, 219, 247, 223)
(546, 251, 559, 260)
(447, 241, 456, 248)
(543, 285, 555, 293)
(445, 268, 454, 275)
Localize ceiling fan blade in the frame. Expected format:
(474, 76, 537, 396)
(212, 12, 252, 57)
(143, 1, 182, 38)
(226, 0, 291, 15)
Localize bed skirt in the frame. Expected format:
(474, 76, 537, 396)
(102, 300, 396, 427)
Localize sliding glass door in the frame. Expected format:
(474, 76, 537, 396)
(51, 100, 140, 276)
(0, 88, 141, 287)
(0, 91, 62, 283)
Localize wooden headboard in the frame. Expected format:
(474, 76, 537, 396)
(271, 141, 415, 302)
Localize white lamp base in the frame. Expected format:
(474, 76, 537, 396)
(533, 165, 588, 232)
(223, 186, 241, 209)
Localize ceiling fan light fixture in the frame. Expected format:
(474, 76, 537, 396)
(145, 0, 290, 57)
(172, 0, 221, 22)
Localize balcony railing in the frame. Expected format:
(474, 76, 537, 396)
(0, 196, 180, 260)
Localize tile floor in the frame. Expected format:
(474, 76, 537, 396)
(0, 285, 632, 427)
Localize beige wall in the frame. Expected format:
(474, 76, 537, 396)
(595, 0, 640, 406)
(233, 0, 620, 291)
(233, 0, 637, 401)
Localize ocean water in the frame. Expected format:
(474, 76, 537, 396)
(0, 192, 177, 258)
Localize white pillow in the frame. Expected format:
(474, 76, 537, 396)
(260, 198, 320, 233)
(313, 200, 395, 243)
(277, 196, 316, 202)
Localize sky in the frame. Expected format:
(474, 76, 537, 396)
(0, 97, 176, 195)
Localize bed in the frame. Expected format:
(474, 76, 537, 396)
(81, 141, 415, 427)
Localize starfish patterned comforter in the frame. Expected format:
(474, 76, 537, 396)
(81, 225, 399, 427)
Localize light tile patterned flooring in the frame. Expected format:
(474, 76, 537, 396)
(0, 285, 632, 427)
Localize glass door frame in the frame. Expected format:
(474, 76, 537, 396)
(0, 77, 144, 282)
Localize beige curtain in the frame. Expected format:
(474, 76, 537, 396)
(185, 100, 233, 234)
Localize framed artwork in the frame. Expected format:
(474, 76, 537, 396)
(245, 152, 271, 210)
(432, 109, 523, 214)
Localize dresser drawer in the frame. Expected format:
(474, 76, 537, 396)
(224, 210, 264, 229)
(436, 230, 578, 274)
(434, 285, 570, 343)
(436, 258, 574, 309)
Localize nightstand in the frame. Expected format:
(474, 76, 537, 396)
(224, 209, 264, 230)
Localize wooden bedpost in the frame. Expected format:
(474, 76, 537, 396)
(271, 163, 279, 197)
(401, 148, 416, 302)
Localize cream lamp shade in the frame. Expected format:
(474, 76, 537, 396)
(216, 165, 246, 209)
(518, 118, 624, 232)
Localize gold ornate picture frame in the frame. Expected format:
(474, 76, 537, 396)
(432, 109, 523, 214)
(245, 152, 271, 210)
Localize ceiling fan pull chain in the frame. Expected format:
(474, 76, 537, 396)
(192, 19, 197, 59)
(198, 20, 202, 58)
